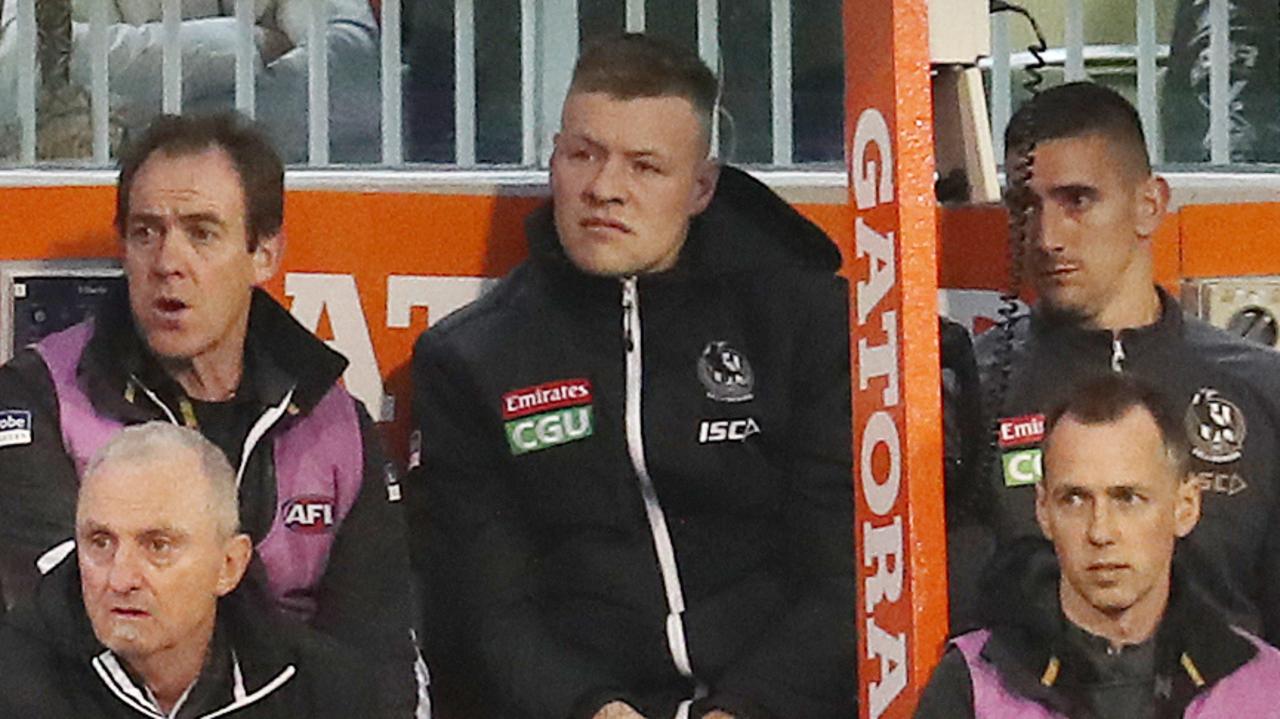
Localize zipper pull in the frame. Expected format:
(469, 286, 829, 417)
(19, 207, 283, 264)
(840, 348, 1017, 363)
(1110, 335, 1126, 373)
(622, 277, 637, 352)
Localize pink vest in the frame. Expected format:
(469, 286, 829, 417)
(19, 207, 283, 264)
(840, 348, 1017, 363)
(953, 628, 1280, 718)
(35, 321, 363, 622)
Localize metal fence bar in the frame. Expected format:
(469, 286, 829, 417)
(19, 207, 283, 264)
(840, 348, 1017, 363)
(16, 0, 36, 163)
(1064, 0, 1085, 81)
(162, 0, 182, 114)
(381, 0, 404, 165)
(1208, 0, 1229, 164)
(1135, 0, 1159, 163)
(990, 11, 1010, 162)
(308, 1, 331, 166)
(521, 0, 538, 165)
(235, 0, 255, 118)
(89, 0, 110, 163)
(770, 0, 792, 165)
(455, 0, 477, 166)
(626, 0, 645, 33)
(697, 0, 720, 155)
(539, 0, 578, 166)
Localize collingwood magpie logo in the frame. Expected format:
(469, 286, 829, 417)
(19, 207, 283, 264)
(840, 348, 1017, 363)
(697, 341, 754, 403)
(1185, 388, 1246, 464)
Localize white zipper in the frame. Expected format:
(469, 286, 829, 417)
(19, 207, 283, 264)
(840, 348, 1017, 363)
(621, 277, 697, 681)
(1111, 335, 1127, 373)
(129, 374, 180, 425)
(130, 374, 295, 490)
(234, 386, 295, 489)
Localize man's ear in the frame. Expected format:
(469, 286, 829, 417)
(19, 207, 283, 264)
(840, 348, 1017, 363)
(689, 159, 720, 216)
(215, 533, 253, 597)
(1133, 174, 1170, 240)
(1174, 474, 1202, 539)
(1035, 482, 1052, 539)
(251, 232, 285, 285)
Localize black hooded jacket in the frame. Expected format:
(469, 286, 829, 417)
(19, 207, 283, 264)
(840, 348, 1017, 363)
(0, 555, 383, 719)
(408, 166, 855, 719)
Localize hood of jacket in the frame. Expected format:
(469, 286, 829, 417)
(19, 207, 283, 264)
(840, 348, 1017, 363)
(524, 164, 842, 282)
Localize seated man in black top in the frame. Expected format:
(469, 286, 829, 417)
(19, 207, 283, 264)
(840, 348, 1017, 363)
(0, 422, 384, 718)
(919, 375, 1280, 718)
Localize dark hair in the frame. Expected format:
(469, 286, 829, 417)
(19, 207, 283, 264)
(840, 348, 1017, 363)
(115, 112, 284, 250)
(1045, 373, 1190, 479)
(569, 33, 718, 139)
(1005, 82, 1151, 175)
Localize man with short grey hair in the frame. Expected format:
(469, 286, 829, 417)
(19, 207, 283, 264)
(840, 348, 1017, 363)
(0, 421, 384, 718)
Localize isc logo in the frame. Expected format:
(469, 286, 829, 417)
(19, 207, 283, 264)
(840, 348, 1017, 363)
(283, 497, 336, 533)
(698, 417, 761, 444)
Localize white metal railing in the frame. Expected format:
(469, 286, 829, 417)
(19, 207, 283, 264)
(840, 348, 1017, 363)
(3, 0, 801, 169)
(1, 0, 1270, 173)
(986, 0, 1245, 167)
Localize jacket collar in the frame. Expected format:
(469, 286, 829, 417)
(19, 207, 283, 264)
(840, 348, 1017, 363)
(79, 287, 347, 416)
(524, 164, 841, 291)
(1030, 285, 1184, 349)
(12, 554, 298, 718)
(979, 543, 1256, 713)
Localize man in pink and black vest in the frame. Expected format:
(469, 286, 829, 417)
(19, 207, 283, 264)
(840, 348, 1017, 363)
(0, 112, 422, 716)
(917, 373, 1280, 718)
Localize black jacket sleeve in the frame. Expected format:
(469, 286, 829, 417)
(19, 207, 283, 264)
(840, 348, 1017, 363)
(408, 331, 630, 719)
(912, 647, 974, 719)
(699, 276, 856, 719)
(310, 405, 419, 717)
(0, 349, 80, 608)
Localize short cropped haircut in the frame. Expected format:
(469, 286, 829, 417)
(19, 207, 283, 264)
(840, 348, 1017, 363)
(1005, 82, 1151, 176)
(1044, 374, 1190, 481)
(115, 112, 284, 250)
(82, 422, 241, 540)
(569, 33, 719, 140)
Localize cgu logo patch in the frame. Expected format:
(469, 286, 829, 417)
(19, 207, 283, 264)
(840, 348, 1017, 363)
(502, 379, 594, 456)
(282, 496, 336, 534)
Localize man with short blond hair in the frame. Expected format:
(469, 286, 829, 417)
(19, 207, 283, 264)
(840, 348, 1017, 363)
(0, 422, 384, 718)
(409, 32, 855, 719)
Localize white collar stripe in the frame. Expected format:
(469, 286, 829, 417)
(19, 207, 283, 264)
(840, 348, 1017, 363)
(198, 665, 296, 719)
(91, 653, 165, 719)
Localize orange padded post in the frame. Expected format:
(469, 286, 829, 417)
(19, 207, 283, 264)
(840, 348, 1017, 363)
(842, 1, 949, 716)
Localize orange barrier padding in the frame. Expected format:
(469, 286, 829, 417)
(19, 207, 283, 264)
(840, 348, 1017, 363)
(937, 204, 1182, 293)
(0, 187, 118, 258)
(1180, 203, 1280, 278)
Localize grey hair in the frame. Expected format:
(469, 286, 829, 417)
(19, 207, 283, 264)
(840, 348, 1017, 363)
(81, 422, 241, 539)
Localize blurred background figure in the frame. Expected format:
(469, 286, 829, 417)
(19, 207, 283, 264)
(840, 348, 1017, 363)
(0, 0, 383, 163)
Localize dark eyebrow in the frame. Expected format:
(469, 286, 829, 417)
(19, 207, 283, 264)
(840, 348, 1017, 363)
(179, 213, 227, 228)
(1047, 184, 1099, 200)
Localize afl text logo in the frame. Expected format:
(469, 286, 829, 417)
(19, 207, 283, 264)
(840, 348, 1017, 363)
(283, 496, 336, 534)
(1185, 388, 1246, 464)
(698, 341, 754, 403)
